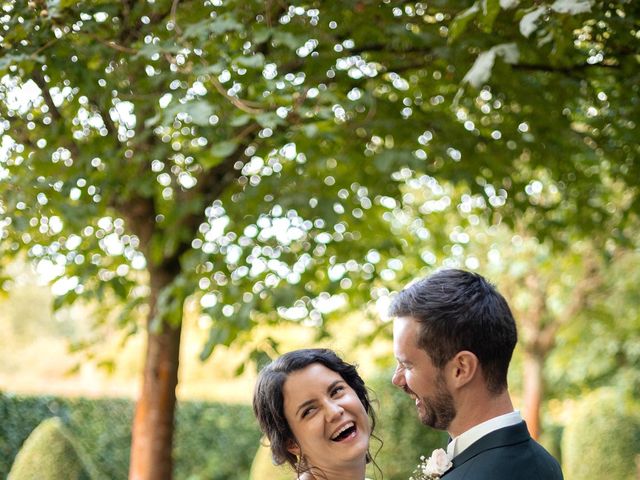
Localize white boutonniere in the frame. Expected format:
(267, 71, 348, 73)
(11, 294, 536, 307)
(410, 448, 453, 480)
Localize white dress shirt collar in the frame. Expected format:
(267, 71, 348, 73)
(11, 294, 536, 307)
(446, 410, 523, 459)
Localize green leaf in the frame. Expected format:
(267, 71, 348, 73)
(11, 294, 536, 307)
(185, 102, 216, 126)
(449, 3, 480, 43)
(250, 348, 273, 370)
(211, 15, 243, 34)
(479, 0, 501, 32)
(301, 124, 319, 137)
(271, 31, 303, 50)
(182, 20, 211, 39)
(0, 54, 43, 74)
(210, 140, 238, 158)
(253, 27, 272, 44)
(182, 16, 242, 39)
(230, 114, 251, 127)
(236, 53, 265, 69)
(256, 112, 283, 129)
(200, 323, 235, 360)
(194, 62, 226, 76)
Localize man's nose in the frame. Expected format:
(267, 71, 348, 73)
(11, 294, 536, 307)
(392, 365, 405, 387)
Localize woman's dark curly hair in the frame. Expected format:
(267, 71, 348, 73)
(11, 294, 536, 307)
(252, 348, 378, 473)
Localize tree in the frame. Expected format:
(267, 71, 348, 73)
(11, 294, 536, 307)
(1, 0, 638, 478)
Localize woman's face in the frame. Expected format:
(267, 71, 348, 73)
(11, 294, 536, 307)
(282, 363, 371, 475)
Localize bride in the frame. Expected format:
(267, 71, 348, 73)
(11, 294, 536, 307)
(253, 348, 379, 479)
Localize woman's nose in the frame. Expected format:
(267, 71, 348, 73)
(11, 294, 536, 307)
(326, 400, 344, 422)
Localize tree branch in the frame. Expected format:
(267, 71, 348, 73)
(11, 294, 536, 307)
(31, 69, 61, 121)
(31, 69, 83, 160)
(85, 33, 138, 54)
(30, 38, 60, 58)
(209, 76, 265, 114)
(119, 1, 174, 45)
(170, 0, 182, 36)
(513, 62, 621, 73)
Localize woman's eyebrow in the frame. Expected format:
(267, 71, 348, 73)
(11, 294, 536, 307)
(296, 399, 315, 417)
(326, 380, 342, 393)
(295, 380, 344, 415)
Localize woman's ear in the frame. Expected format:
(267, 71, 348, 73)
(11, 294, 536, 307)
(448, 350, 479, 388)
(287, 439, 301, 456)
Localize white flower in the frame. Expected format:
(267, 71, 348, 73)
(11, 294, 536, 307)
(411, 448, 453, 480)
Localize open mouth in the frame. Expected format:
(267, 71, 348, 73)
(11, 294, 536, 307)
(330, 422, 357, 442)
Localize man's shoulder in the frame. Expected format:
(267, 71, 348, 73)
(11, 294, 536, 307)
(445, 437, 563, 480)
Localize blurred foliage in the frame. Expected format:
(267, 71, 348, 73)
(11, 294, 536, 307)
(547, 250, 640, 399)
(1, 0, 639, 471)
(8, 417, 100, 480)
(0, 0, 637, 364)
(0, 393, 261, 480)
(249, 444, 293, 480)
(538, 420, 564, 466)
(561, 388, 640, 480)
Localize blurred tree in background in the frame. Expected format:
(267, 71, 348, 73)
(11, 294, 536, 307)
(1, 0, 638, 478)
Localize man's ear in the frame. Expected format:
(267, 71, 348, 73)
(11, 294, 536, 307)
(287, 439, 301, 456)
(448, 351, 479, 388)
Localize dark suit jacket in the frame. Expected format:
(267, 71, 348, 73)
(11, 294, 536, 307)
(441, 421, 563, 480)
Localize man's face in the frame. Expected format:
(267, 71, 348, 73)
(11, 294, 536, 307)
(392, 316, 456, 430)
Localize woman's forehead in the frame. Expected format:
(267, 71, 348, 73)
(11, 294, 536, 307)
(283, 364, 343, 401)
(287, 363, 342, 385)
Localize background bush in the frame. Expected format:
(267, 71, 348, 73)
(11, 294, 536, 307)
(8, 417, 100, 480)
(0, 393, 261, 480)
(562, 388, 640, 480)
(249, 443, 293, 480)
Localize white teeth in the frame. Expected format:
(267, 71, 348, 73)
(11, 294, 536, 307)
(331, 422, 354, 440)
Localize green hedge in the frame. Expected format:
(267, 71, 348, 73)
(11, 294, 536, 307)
(562, 388, 640, 480)
(249, 443, 293, 480)
(8, 417, 101, 480)
(0, 393, 261, 480)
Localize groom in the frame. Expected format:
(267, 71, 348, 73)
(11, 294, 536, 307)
(390, 269, 563, 479)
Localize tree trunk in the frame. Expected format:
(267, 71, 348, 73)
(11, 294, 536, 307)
(522, 349, 544, 440)
(129, 268, 182, 480)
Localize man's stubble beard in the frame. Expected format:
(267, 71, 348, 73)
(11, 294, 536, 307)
(418, 373, 456, 430)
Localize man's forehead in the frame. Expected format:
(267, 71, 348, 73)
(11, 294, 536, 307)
(393, 315, 420, 337)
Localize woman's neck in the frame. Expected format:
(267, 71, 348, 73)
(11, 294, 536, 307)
(300, 463, 366, 480)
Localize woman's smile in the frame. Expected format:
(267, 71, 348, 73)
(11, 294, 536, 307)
(283, 363, 371, 476)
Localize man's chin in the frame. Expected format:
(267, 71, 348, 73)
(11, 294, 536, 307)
(415, 403, 431, 426)
(417, 406, 450, 430)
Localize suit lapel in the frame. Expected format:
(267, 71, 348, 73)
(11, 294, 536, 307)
(446, 421, 531, 473)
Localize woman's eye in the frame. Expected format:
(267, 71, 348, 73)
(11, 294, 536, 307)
(331, 385, 345, 397)
(302, 407, 315, 418)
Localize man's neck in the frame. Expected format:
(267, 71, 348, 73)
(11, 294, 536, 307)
(447, 389, 514, 438)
